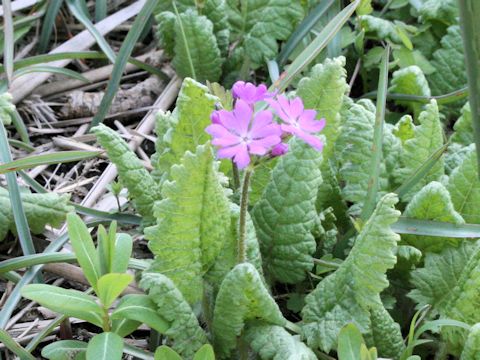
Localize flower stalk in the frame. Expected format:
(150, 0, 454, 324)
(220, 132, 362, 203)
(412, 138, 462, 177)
(238, 167, 253, 263)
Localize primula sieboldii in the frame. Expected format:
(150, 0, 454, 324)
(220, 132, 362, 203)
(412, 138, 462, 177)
(206, 100, 282, 169)
(206, 81, 325, 169)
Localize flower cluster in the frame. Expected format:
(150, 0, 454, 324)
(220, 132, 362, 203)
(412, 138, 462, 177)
(206, 81, 326, 169)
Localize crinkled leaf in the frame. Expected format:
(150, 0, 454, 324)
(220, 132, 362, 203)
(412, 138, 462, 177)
(245, 323, 316, 360)
(172, 9, 223, 82)
(410, 241, 480, 355)
(0, 93, 14, 125)
(451, 102, 473, 146)
(212, 263, 286, 358)
(296, 56, 349, 160)
(447, 145, 480, 223)
(389, 65, 431, 116)
(140, 272, 209, 358)
(417, 0, 459, 26)
(205, 203, 262, 293)
(302, 194, 402, 354)
(153, 78, 218, 177)
(252, 139, 323, 283)
(461, 323, 480, 360)
(226, 0, 303, 67)
(402, 181, 464, 253)
(146, 144, 231, 304)
(393, 115, 415, 145)
(395, 100, 444, 200)
(359, 15, 415, 45)
(445, 143, 473, 174)
(428, 26, 466, 98)
(92, 124, 161, 224)
(0, 187, 72, 241)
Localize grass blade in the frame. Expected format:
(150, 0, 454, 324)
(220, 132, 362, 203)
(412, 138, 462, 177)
(38, 0, 63, 53)
(0, 329, 36, 360)
(95, 0, 108, 22)
(392, 218, 480, 238)
(458, 0, 480, 179)
(65, 0, 116, 63)
(0, 253, 76, 274)
(360, 44, 390, 221)
(10, 108, 30, 144)
(89, 0, 158, 129)
(277, 0, 335, 66)
(394, 143, 449, 200)
(3, 0, 14, 87)
(0, 119, 36, 258)
(362, 86, 469, 105)
(274, 0, 360, 92)
(14, 64, 91, 83)
(0, 150, 101, 174)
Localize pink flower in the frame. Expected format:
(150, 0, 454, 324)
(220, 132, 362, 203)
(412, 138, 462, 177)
(231, 81, 272, 104)
(206, 99, 282, 169)
(271, 143, 289, 156)
(267, 95, 325, 151)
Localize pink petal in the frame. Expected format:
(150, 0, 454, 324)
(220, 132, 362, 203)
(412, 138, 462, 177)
(233, 100, 253, 136)
(220, 110, 243, 136)
(267, 97, 290, 123)
(271, 143, 289, 156)
(250, 135, 281, 150)
(211, 111, 222, 124)
(206, 124, 232, 138)
(297, 132, 324, 151)
(233, 144, 251, 169)
(248, 143, 268, 155)
(217, 144, 244, 159)
(289, 97, 305, 118)
(232, 81, 246, 99)
(299, 117, 326, 133)
(212, 134, 241, 147)
(251, 123, 282, 138)
(250, 110, 273, 134)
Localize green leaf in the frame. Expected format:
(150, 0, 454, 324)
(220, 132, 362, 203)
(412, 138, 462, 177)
(154, 346, 182, 360)
(110, 294, 170, 334)
(244, 324, 316, 360)
(92, 124, 161, 224)
(393, 115, 415, 145)
(21, 284, 103, 327)
(451, 102, 474, 146)
(252, 139, 323, 283)
(409, 241, 480, 355)
(389, 66, 431, 116)
(38, 0, 63, 53)
(111, 318, 141, 338)
(0, 187, 72, 241)
(356, 0, 373, 15)
(14, 65, 90, 83)
(337, 323, 364, 360)
(417, 0, 459, 26)
(153, 78, 217, 177)
(41, 340, 87, 360)
(140, 272, 209, 358)
(146, 144, 231, 304)
(67, 213, 101, 291)
(447, 146, 480, 223)
(428, 26, 466, 99)
(226, 0, 303, 67)
(193, 344, 215, 360)
(296, 56, 349, 159)
(0, 329, 36, 360)
(402, 181, 464, 253)
(205, 204, 263, 293)
(212, 263, 286, 358)
(302, 194, 403, 355)
(86, 332, 123, 360)
(395, 100, 445, 200)
(0, 151, 100, 174)
(171, 8, 223, 82)
(461, 323, 480, 360)
(359, 15, 415, 45)
(97, 273, 133, 309)
(110, 233, 133, 274)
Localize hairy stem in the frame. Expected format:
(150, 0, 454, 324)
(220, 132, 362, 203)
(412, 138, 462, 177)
(238, 168, 253, 263)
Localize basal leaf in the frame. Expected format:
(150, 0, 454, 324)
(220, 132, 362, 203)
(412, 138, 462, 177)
(92, 124, 161, 224)
(393, 115, 415, 145)
(172, 9, 223, 82)
(146, 144, 231, 304)
(244, 323, 316, 360)
(302, 194, 403, 355)
(451, 102, 473, 146)
(417, 0, 459, 26)
(140, 272, 209, 358)
(359, 15, 415, 45)
(296, 56, 349, 159)
(461, 323, 480, 360)
(0, 187, 72, 241)
(447, 146, 480, 223)
(252, 139, 323, 283)
(86, 332, 123, 360)
(153, 78, 218, 177)
(445, 143, 473, 174)
(410, 241, 480, 355)
(395, 100, 444, 200)
(212, 263, 286, 358)
(402, 181, 464, 253)
(226, 0, 303, 67)
(389, 65, 431, 116)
